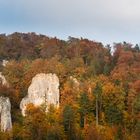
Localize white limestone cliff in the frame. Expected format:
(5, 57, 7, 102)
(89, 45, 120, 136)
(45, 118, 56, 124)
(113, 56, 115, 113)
(0, 97, 12, 132)
(20, 73, 60, 116)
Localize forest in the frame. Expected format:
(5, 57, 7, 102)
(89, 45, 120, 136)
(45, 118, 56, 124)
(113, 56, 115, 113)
(0, 32, 140, 140)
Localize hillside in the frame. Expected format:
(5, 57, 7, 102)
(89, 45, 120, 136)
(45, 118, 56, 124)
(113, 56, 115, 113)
(0, 33, 140, 140)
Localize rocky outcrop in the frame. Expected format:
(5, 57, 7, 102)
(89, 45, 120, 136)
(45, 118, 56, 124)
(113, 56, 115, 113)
(70, 76, 80, 88)
(0, 97, 12, 132)
(20, 73, 60, 116)
(2, 60, 8, 67)
(0, 72, 8, 86)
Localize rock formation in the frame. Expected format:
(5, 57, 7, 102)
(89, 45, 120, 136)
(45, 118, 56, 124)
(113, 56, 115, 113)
(0, 72, 9, 86)
(2, 60, 9, 67)
(0, 97, 12, 132)
(20, 73, 60, 116)
(70, 76, 80, 88)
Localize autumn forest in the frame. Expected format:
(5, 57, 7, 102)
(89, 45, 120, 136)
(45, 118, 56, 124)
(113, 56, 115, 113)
(0, 32, 140, 140)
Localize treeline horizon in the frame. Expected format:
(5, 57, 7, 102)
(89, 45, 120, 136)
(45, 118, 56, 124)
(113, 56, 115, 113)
(0, 32, 139, 59)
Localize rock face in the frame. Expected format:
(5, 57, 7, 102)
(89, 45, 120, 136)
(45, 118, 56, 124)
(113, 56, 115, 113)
(0, 97, 12, 132)
(20, 73, 60, 116)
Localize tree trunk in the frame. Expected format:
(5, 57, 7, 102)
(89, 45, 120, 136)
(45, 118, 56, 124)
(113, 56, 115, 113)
(96, 94, 98, 126)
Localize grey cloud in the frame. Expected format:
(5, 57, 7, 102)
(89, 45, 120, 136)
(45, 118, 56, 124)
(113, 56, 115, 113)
(1, 0, 140, 44)
(18, 0, 140, 20)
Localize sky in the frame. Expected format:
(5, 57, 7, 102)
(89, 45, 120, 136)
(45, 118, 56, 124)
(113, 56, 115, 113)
(0, 0, 140, 45)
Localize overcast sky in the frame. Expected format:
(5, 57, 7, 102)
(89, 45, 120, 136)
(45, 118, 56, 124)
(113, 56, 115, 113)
(0, 0, 140, 44)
